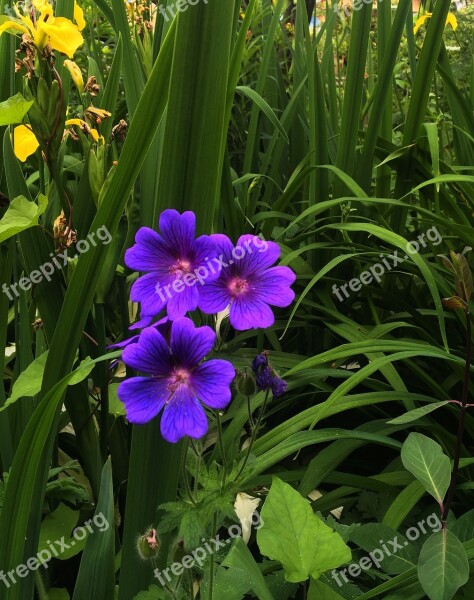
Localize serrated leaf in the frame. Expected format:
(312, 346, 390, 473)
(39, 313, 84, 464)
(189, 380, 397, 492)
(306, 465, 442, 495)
(308, 579, 346, 599)
(417, 530, 469, 600)
(349, 522, 417, 575)
(257, 477, 351, 583)
(388, 401, 450, 424)
(401, 433, 451, 507)
(0, 93, 34, 126)
(0, 194, 48, 243)
(219, 537, 274, 600)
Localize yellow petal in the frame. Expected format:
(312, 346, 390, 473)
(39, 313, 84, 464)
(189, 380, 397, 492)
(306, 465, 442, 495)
(85, 106, 112, 119)
(0, 19, 29, 36)
(39, 18, 84, 58)
(32, 0, 52, 12)
(13, 125, 40, 162)
(64, 59, 84, 94)
(446, 12, 458, 31)
(414, 14, 430, 34)
(89, 128, 99, 142)
(65, 118, 87, 127)
(74, 2, 86, 31)
(35, 0, 53, 20)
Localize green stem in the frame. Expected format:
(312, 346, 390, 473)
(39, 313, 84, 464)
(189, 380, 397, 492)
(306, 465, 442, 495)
(236, 389, 270, 480)
(215, 411, 227, 489)
(442, 308, 471, 525)
(35, 571, 48, 600)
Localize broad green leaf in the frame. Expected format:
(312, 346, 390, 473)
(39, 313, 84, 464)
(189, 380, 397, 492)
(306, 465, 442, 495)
(1, 352, 104, 412)
(0, 194, 48, 243)
(388, 402, 451, 425)
(1, 350, 49, 411)
(401, 433, 451, 507)
(108, 383, 126, 417)
(220, 537, 273, 600)
(450, 510, 474, 543)
(257, 477, 351, 582)
(308, 579, 346, 599)
(38, 503, 87, 561)
(0, 93, 33, 126)
(132, 586, 167, 600)
(349, 523, 417, 575)
(417, 530, 469, 600)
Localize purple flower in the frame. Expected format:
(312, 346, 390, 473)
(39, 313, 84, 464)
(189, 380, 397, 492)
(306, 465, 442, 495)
(125, 210, 218, 321)
(271, 377, 287, 399)
(117, 317, 235, 443)
(252, 352, 287, 399)
(198, 234, 296, 330)
(108, 317, 170, 351)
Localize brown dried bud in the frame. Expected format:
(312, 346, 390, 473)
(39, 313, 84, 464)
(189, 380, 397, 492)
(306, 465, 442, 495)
(111, 119, 128, 142)
(53, 211, 77, 249)
(32, 318, 43, 330)
(442, 296, 468, 312)
(84, 76, 101, 97)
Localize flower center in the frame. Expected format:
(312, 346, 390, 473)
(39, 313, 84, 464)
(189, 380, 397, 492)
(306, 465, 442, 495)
(167, 368, 191, 395)
(228, 277, 249, 297)
(169, 258, 192, 277)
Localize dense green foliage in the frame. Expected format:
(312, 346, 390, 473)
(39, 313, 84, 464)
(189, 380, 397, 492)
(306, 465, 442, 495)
(0, 0, 474, 598)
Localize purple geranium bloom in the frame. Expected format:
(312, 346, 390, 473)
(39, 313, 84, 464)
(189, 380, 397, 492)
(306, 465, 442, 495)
(198, 234, 296, 330)
(108, 317, 170, 351)
(251, 351, 287, 399)
(117, 317, 235, 443)
(125, 210, 218, 320)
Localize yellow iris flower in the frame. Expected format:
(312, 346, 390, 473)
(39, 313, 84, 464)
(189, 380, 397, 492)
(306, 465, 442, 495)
(12, 125, 40, 162)
(12, 114, 105, 162)
(65, 119, 104, 144)
(0, 0, 84, 58)
(414, 11, 458, 35)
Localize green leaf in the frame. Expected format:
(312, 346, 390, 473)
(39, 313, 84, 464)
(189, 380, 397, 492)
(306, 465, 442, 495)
(388, 401, 451, 425)
(108, 383, 126, 417)
(400, 433, 451, 507)
(236, 85, 289, 144)
(220, 537, 274, 600)
(1, 353, 101, 413)
(349, 523, 417, 575)
(257, 477, 351, 583)
(417, 530, 469, 600)
(0, 194, 48, 243)
(38, 503, 87, 561)
(132, 585, 167, 600)
(308, 579, 346, 599)
(1, 350, 49, 411)
(48, 589, 71, 600)
(0, 93, 34, 126)
(72, 458, 115, 600)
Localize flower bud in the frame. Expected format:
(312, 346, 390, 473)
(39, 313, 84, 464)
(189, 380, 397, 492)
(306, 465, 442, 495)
(136, 528, 160, 560)
(64, 60, 84, 94)
(236, 371, 257, 396)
